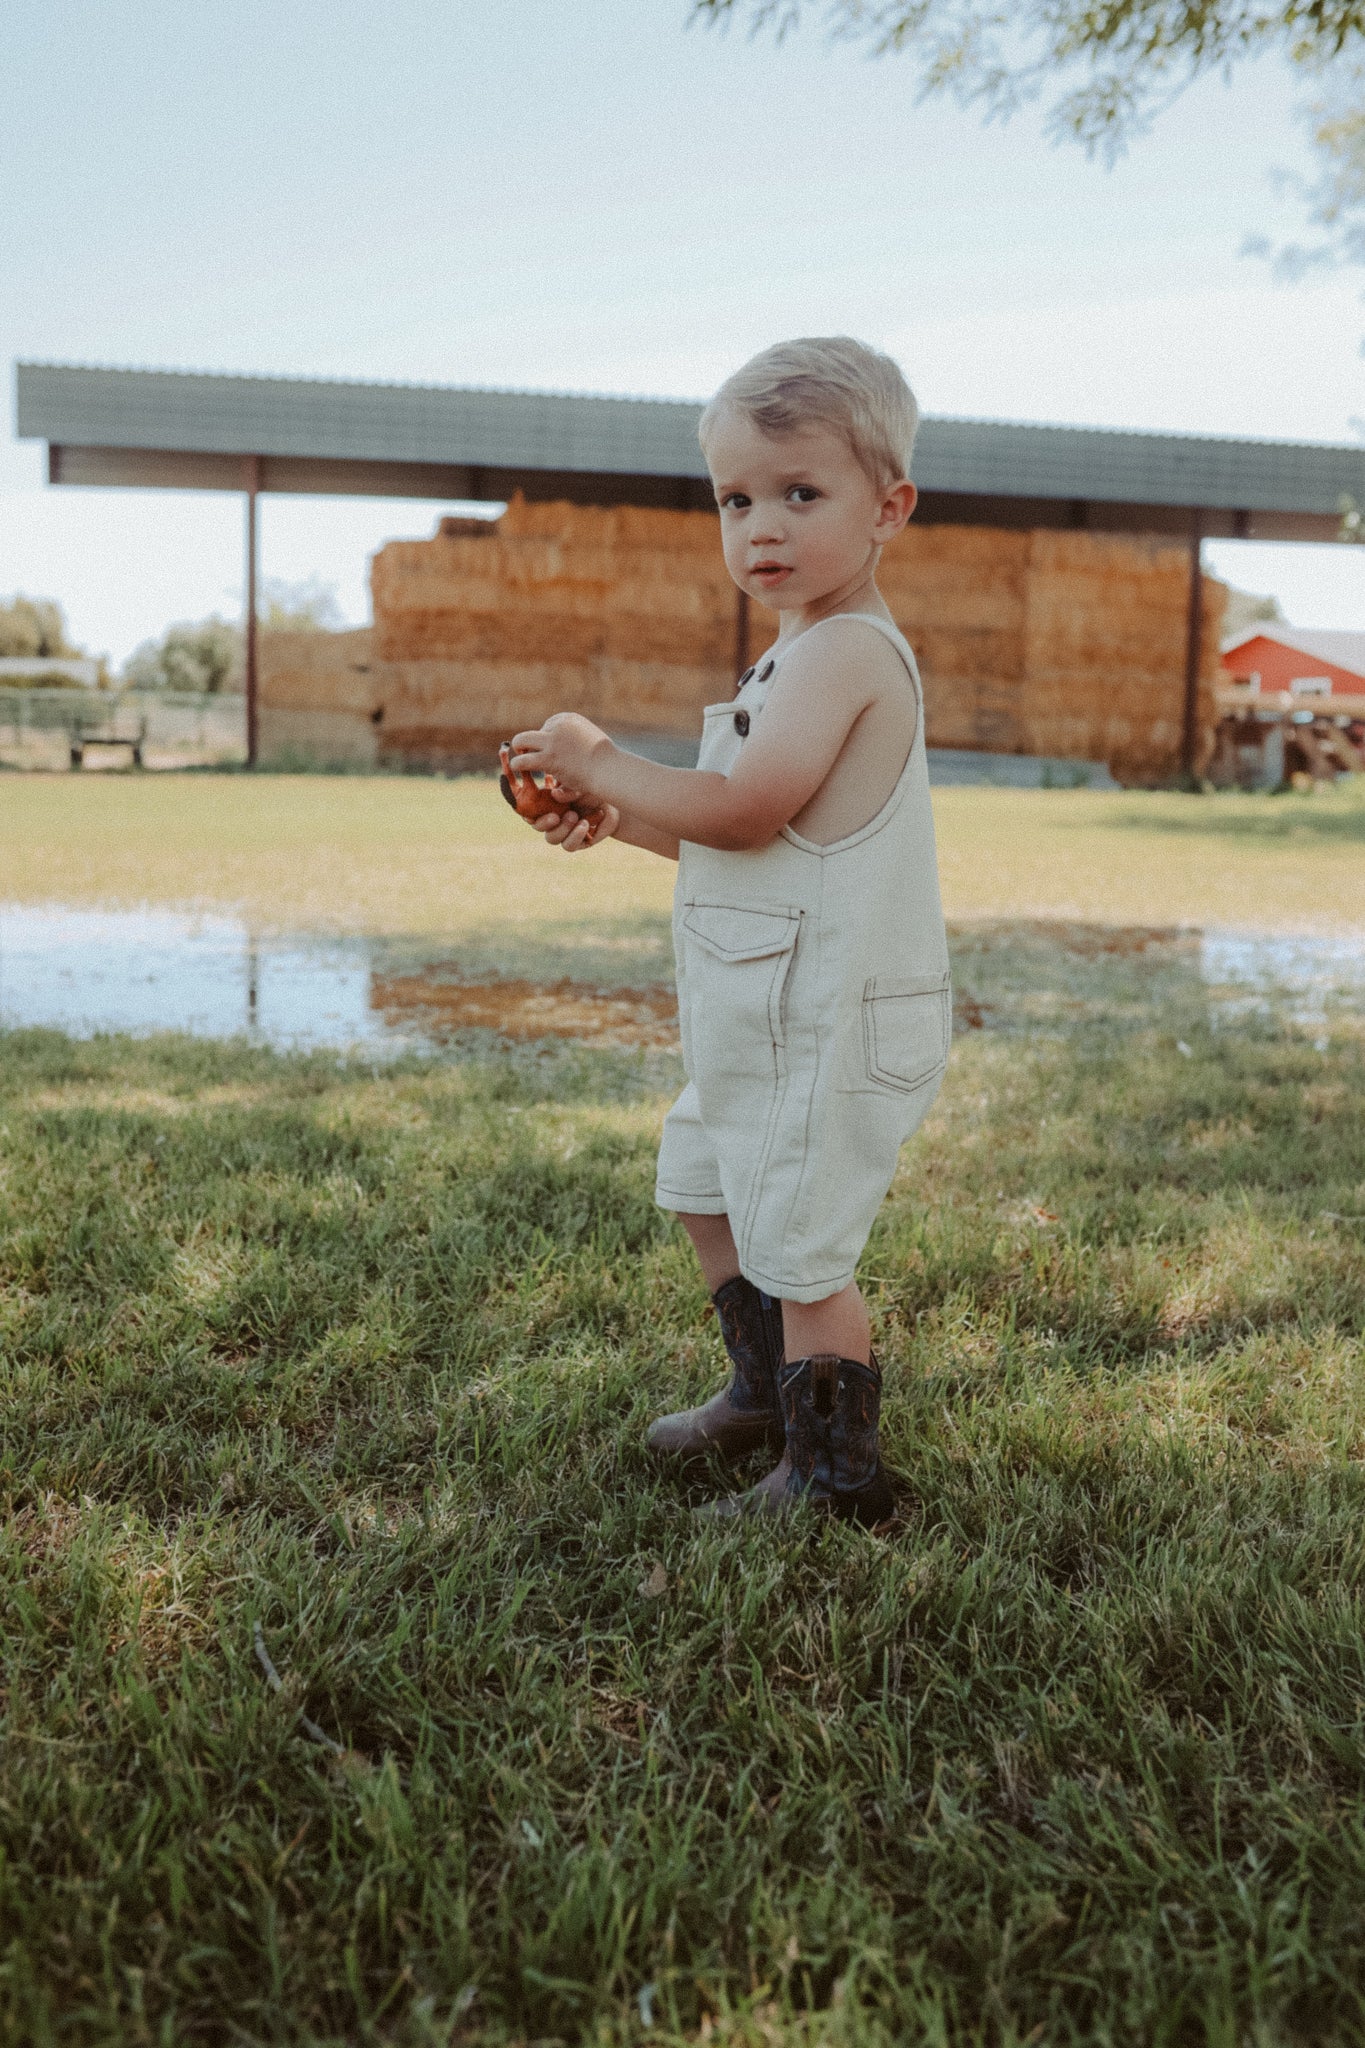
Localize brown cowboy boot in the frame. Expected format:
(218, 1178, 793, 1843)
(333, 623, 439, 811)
(647, 1275, 784, 1464)
(699, 1352, 896, 1530)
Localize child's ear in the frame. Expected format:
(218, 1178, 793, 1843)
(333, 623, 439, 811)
(874, 480, 917, 542)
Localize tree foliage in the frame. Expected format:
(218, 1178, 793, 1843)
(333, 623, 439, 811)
(1222, 584, 1287, 638)
(120, 583, 343, 694)
(695, 0, 1365, 149)
(1261, 59, 1365, 270)
(259, 576, 344, 634)
(123, 617, 242, 695)
(0, 595, 80, 661)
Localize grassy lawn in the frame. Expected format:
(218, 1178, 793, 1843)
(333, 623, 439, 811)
(3, 777, 1365, 2043)
(2, 772, 1363, 949)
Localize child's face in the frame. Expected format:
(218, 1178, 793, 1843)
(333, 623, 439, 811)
(706, 405, 916, 614)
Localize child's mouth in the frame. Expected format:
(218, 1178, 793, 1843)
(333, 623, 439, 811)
(750, 564, 792, 586)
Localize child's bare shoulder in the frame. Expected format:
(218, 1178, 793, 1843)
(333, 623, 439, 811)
(777, 615, 908, 703)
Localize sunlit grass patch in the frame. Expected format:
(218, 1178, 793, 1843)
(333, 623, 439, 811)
(4, 774, 1364, 958)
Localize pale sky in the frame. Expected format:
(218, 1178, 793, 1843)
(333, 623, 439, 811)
(4, 0, 1364, 663)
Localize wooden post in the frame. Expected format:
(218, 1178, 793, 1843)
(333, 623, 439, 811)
(243, 455, 262, 767)
(734, 586, 750, 678)
(1181, 508, 1205, 783)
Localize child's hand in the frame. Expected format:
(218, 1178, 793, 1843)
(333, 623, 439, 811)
(499, 739, 608, 843)
(532, 802, 621, 854)
(509, 713, 611, 796)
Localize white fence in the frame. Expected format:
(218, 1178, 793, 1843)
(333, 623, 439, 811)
(0, 688, 245, 770)
(0, 656, 102, 688)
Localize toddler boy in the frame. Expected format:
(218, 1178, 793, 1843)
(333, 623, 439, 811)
(508, 336, 950, 1527)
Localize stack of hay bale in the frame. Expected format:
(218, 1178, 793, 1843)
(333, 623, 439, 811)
(259, 498, 1225, 785)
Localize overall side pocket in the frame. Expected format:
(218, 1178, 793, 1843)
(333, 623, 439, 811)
(680, 901, 802, 1086)
(860, 970, 952, 1093)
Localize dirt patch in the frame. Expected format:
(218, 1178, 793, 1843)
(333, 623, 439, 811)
(371, 966, 679, 1049)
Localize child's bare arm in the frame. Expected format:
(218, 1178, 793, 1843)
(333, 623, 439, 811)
(512, 627, 891, 853)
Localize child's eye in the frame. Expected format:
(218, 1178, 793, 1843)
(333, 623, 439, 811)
(720, 492, 751, 510)
(788, 486, 821, 504)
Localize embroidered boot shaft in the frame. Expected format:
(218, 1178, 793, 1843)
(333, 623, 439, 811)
(646, 1275, 784, 1463)
(778, 1353, 893, 1525)
(699, 1352, 895, 1528)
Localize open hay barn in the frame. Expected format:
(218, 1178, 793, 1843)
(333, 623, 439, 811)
(279, 499, 1225, 784)
(18, 363, 1362, 785)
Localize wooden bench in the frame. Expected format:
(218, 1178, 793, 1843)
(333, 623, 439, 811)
(66, 704, 148, 769)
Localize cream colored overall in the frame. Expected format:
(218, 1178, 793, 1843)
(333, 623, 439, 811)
(655, 612, 951, 1303)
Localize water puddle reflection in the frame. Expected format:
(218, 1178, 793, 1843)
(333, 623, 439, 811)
(0, 909, 382, 1048)
(1, 906, 1361, 1053)
(0, 906, 680, 1054)
(1199, 931, 1365, 1032)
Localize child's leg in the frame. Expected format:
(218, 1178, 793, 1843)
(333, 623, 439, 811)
(782, 1281, 870, 1368)
(678, 1211, 741, 1294)
(675, 1223, 869, 1362)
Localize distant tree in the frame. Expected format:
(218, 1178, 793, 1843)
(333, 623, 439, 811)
(1222, 584, 1288, 640)
(123, 617, 242, 695)
(694, 1, 1365, 151)
(259, 576, 345, 633)
(1242, 58, 1365, 535)
(120, 583, 344, 693)
(0, 594, 80, 660)
(1260, 60, 1365, 273)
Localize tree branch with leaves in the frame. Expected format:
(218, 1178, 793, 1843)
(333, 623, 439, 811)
(695, 1, 1365, 151)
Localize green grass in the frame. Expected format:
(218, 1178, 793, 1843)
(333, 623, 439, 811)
(4, 928, 1365, 2046)
(2, 772, 1363, 946)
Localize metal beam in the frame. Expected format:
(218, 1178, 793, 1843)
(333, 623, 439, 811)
(1182, 510, 1205, 783)
(45, 443, 719, 513)
(40, 444, 1347, 540)
(244, 455, 261, 769)
(734, 588, 750, 678)
(912, 490, 1341, 544)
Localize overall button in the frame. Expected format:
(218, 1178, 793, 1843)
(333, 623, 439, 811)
(733, 709, 750, 737)
(735, 666, 755, 691)
(757, 658, 775, 681)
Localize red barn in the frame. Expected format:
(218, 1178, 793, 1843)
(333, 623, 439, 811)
(1223, 628, 1365, 698)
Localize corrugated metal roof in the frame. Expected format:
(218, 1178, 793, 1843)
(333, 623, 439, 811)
(15, 364, 704, 481)
(15, 360, 1365, 516)
(915, 415, 1365, 518)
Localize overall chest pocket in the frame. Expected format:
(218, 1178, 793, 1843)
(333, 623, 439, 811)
(681, 902, 802, 1085)
(859, 970, 952, 1093)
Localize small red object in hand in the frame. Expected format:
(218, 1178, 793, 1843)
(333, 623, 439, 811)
(498, 742, 606, 843)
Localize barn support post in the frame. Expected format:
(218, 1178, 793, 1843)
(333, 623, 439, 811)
(734, 586, 751, 679)
(1181, 508, 1205, 784)
(243, 455, 262, 768)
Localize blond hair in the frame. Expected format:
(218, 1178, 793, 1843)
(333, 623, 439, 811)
(699, 336, 919, 489)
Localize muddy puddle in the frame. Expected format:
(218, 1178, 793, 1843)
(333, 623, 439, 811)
(1, 906, 1361, 1054)
(369, 968, 678, 1050)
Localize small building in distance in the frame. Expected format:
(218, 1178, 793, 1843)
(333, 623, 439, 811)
(1222, 628, 1365, 700)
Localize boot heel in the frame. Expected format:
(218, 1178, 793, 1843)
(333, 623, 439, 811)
(831, 1465, 896, 1531)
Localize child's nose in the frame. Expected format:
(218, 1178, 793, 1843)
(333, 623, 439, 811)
(750, 505, 787, 543)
